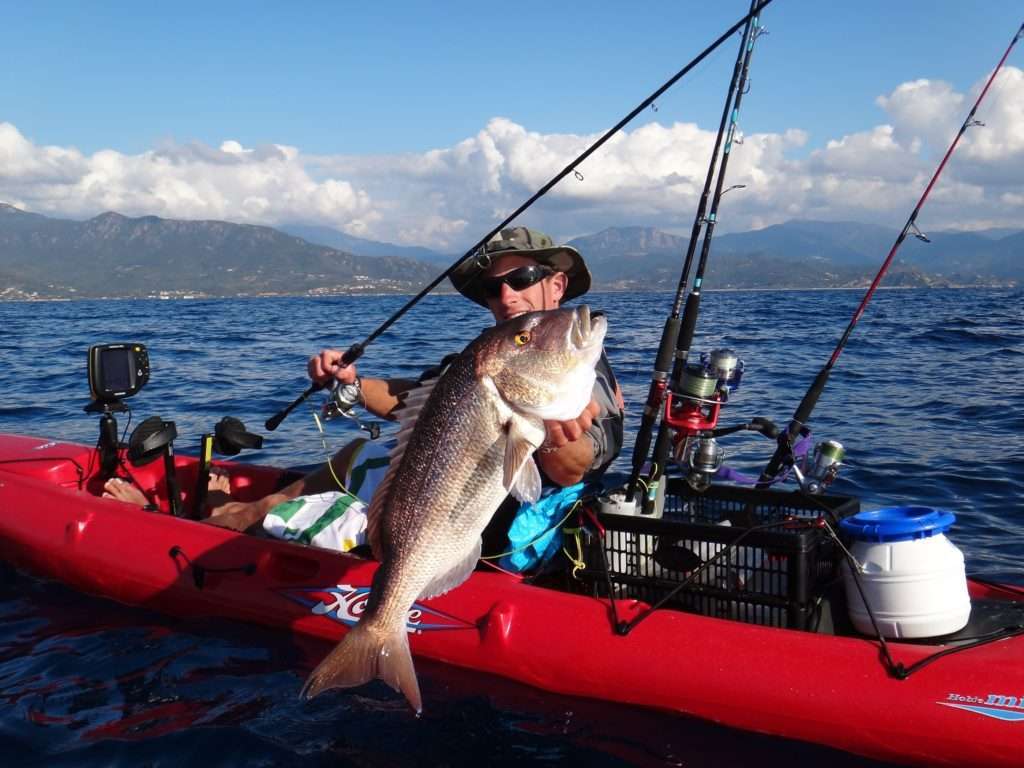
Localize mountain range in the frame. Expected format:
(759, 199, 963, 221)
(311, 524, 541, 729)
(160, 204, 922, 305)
(0, 204, 436, 300)
(0, 203, 1018, 300)
(562, 221, 1023, 291)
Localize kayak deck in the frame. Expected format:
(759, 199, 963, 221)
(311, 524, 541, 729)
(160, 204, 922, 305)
(1, 432, 1022, 768)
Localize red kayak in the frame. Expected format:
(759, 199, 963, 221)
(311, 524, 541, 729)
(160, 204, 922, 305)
(1, 431, 1022, 768)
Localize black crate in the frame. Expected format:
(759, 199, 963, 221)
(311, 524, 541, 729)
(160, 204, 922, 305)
(565, 479, 860, 630)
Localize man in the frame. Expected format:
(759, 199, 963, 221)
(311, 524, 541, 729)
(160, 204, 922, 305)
(209, 227, 623, 549)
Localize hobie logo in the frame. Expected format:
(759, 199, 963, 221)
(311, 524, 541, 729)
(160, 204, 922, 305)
(281, 583, 474, 633)
(940, 692, 1024, 722)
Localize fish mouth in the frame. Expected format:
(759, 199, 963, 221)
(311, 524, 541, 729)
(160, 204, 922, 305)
(570, 305, 607, 353)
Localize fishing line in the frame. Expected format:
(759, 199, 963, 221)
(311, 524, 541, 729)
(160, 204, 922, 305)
(757, 20, 1024, 486)
(266, 0, 775, 430)
(626, 0, 766, 502)
(310, 410, 355, 495)
(479, 500, 582, 562)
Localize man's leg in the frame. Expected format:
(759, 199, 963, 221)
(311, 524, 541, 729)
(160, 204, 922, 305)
(261, 439, 391, 551)
(207, 438, 370, 531)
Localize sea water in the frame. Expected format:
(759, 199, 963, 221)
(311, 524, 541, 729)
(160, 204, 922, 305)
(1, 288, 1021, 766)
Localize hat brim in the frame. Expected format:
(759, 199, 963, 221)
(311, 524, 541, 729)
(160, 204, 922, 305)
(450, 245, 592, 308)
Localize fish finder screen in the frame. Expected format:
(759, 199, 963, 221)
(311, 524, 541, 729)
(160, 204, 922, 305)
(88, 342, 149, 403)
(101, 348, 133, 391)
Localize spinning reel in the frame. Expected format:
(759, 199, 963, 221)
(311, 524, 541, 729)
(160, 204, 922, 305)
(792, 438, 845, 494)
(321, 380, 380, 440)
(664, 348, 744, 491)
(663, 348, 846, 493)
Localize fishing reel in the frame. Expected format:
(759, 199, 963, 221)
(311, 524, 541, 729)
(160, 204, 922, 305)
(662, 349, 744, 491)
(322, 379, 381, 440)
(681, 434, 725, 492)
(664, 348, 744, 435)
(791, 439, 845, 494)
(703, 348, 744, 399)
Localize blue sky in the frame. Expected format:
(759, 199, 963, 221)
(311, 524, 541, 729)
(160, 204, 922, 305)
(1, 1, 1022, 246)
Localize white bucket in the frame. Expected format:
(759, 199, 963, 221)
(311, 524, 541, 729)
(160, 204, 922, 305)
(840, 506, 971, 639)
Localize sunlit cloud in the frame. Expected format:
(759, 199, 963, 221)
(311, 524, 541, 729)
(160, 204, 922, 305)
(1, 66, 1022, 249)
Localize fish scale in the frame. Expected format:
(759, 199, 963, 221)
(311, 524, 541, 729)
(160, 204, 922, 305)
(372, 361, 509, 622)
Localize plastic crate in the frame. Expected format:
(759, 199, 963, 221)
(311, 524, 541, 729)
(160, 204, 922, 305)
(564, 478, 860, 630)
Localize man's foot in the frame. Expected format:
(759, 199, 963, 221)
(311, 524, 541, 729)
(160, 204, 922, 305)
(206, 469, 232, 508)
(103, 478, 150, 506)
(103, 470, 234, 512)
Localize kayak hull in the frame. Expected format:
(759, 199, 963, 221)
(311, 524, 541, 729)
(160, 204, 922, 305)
(1, 432, 1022, 767)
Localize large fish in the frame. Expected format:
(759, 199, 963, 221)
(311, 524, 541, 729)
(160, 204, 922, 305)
(301, 305, 607, 711)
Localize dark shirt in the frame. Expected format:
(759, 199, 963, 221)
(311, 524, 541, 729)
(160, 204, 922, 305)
(581, 351, 624, 482)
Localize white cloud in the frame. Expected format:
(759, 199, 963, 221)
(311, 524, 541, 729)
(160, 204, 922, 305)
(876, 78, 964, 150)
(0, 125, 373, 230)
(1, 65, 1023, 248)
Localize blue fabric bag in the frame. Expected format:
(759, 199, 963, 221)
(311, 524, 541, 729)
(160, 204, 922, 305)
(500, 482, 587, 573)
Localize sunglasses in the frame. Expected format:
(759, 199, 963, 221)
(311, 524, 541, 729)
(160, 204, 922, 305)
(479, 264, 554, 298)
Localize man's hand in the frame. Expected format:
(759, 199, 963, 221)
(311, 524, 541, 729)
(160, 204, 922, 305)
(308, 349, 357, 386)
(535, 397, 602, 487)
(542, 397, 601, 450)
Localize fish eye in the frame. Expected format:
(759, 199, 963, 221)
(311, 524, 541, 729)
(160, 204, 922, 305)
(513, 331, 531, 347)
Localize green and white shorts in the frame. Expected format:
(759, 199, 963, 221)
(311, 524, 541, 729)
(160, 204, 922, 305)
(261, 439, 390, 552)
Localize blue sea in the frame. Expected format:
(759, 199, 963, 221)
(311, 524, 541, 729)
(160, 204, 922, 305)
(1, 288, 1021, 766)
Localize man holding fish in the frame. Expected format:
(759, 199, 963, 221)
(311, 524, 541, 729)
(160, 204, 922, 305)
(312, 227, 622, 484)
(210, 227, 623, 546)
(204, 227, 622, 712)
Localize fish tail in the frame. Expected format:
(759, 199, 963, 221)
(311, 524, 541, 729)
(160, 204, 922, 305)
(300, 620, 423, 714)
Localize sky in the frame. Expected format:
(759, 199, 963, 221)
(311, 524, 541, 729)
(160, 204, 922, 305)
(1, 1, 1022, 250)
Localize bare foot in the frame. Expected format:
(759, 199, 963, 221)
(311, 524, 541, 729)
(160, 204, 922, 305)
(206, 468, 233, 508)
(102, 478, 150, 506)
(103, 471, 234, 514)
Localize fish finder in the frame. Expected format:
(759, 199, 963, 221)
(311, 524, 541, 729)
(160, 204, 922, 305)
(88, 343, 150, 403)
(85, 343, 151, 482)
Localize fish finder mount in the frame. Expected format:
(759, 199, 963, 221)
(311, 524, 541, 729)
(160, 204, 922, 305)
(84, 343, 150, 481)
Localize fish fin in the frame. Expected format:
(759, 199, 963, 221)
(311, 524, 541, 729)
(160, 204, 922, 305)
(504, 417, 544, 503)
(509, 457, 542, 503)
(367, 379, 438, 557)
(300, 620, 423, 714)
(418, 537, 482, 601)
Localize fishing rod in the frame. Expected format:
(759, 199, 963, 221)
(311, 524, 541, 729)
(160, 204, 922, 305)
(756, 20, 1024, 487)
(625, 0, 765, 505)
(266, 0, 775, 431)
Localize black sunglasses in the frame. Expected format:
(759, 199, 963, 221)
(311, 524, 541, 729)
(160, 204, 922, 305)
(479, 264, 554, 298)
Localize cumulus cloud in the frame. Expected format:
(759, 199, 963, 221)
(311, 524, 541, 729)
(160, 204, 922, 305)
(1, 65, 1023, 248)
(0, 124, 375, 232)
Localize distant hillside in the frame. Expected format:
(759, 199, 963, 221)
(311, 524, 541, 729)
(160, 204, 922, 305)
(569, 222, 1021, 290)
(0, 204, 436, 299)
(0, 204, 1017, 300)
(280, 223, 451, 265)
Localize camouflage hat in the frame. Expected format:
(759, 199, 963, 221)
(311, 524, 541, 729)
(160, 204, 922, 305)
(450, 227, 592, 307)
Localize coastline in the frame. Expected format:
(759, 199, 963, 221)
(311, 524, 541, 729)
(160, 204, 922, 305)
(1, 283, 1017, 303)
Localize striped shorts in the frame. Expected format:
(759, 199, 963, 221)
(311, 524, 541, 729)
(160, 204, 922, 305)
(261, 439, 389, 552)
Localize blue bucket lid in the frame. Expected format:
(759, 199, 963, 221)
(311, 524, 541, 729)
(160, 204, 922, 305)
(839, 506, 956, 543)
